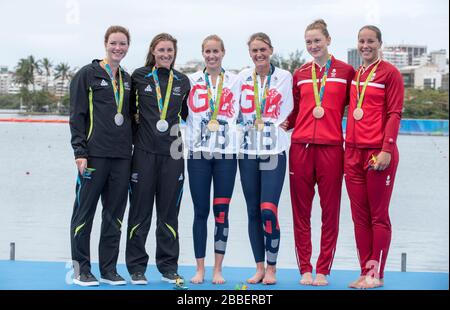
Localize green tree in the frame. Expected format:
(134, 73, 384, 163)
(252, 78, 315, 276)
(272, 49, 305, 74)
(14, 58, 34, 111)
(54, 62, 73, 113)
(27, 55, 41, 92)
(31, 90, 58, 112)
(40, 58, 53, 91)
(403, 88, 449, 119)
(54, 62, 71, 94)
(0, 94, 21, 109)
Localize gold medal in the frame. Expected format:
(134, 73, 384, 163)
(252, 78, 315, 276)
(207, 119, 220, 132)
(353, 108, 364, 121)
(313, 106, 325, 119)
(254, 118, 264, 131)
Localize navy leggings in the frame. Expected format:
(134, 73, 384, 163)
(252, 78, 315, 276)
(238, 152, 286, 265)
(188, 152, 237, 259)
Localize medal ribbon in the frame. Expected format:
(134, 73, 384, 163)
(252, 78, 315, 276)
(311, 55, 332, 108)
(102, 59, 124, 115)
(253, 65, 273, 120)
(204, 69, 225, 121)
(152, 66, 174, 120)
(356, 59, 381, 109)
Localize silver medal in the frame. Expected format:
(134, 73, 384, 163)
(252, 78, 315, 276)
(114, 113, 124, 126)
(156, 119, 169, 132)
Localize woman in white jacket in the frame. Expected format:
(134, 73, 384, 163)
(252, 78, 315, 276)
(186, 35, 241, 284)
(238, 32, 293, 285)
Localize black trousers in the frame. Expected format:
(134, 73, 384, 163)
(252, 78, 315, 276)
(126, 148, 184, 275)
(70, 157, 130, 276)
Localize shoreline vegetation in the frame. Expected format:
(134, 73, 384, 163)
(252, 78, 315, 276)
(1, 54, 448, 119)
(1, 87, 448, 119)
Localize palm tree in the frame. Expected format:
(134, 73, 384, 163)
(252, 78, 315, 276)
(54, 62, 73, 111)
(27, 55, 41, 92)
(40, 58, 53, 91)
(15, 58, 34, 111)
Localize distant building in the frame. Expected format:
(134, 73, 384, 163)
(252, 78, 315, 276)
(347, 48, 362, 70)
(0, 66, 8, 74)
(430, 49, 447, 73)
(441, 73, 449, 91)
(384, 44, 427, 66)
(381, 49, 409, 69)
(400, 64, 442, 89)
(176, 60, 204, 74)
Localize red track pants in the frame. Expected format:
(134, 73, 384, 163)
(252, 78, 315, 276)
(344, 145, 399, 279)
(290, 143, 343, 275)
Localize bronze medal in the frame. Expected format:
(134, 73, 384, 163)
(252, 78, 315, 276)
(313, 106, 325, 119)
(353, 108, 364, 121)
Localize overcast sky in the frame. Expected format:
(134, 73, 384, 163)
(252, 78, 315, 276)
(1, 0, 448, 72)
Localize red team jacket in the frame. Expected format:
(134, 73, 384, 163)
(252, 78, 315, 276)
(345, 60, 404, 153)
(288, 56, 355, 145)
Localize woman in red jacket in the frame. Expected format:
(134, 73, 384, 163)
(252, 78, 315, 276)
(286, 20, 354, 286)
(345, 25, 403, 289)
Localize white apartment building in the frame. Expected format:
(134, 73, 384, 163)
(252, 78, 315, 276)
(381, 49, 409, 69)
(400, 64, 442, 89)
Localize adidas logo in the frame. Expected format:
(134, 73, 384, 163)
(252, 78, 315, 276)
(178, 174, 184, 181)
(100, 79, 108, 87)
(173, 86, 181, 96)
(131, 173, 138, 183)
(145, 84, 152, 92)
(197, 77, 204, 83)
(331, 68, 337, 77)
(386, 175, 391, 186)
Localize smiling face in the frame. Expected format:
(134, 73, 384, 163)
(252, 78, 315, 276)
(202, 39, 225, 71)
(305, 29, 330, 62)
(105, 32, 129, 64)
(358, 28, 382, 66)
(249, 39, 273, 70)
(152, 40, 175, 69)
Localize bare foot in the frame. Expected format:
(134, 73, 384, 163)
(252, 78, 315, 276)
(360, 277, 384, 289)
(348, 276, 366, 289)
(300, 272, 313, 285)
(262, 266, 276, 285)
(247, 269, 265, 284)
(190, 270, 205, 284)
(212, 269, 226, 284)
(312, 273, 328, 286)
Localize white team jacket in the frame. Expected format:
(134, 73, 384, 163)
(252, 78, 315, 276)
(186, 70, 242, 154)
(238, 66, 293, 155)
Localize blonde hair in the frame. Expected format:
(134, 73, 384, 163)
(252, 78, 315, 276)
(247, 32, 273, 49)
(202, 35, 225, 52)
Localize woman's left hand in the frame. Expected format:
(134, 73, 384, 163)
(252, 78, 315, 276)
(279, 119, 289, 131)
(372, 151, 391, 171)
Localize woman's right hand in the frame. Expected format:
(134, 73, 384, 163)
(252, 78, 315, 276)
(75, 158, 88, 175)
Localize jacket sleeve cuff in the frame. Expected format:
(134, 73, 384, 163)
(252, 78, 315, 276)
(74, 151, 88, 159)
(382, 138, 396, 153)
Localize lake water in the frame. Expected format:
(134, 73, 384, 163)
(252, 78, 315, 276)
(0, 118, 448, 273)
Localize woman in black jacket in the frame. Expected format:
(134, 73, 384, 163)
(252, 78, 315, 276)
(125, 33, 190, 285)
(69, 25, 132, 287)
